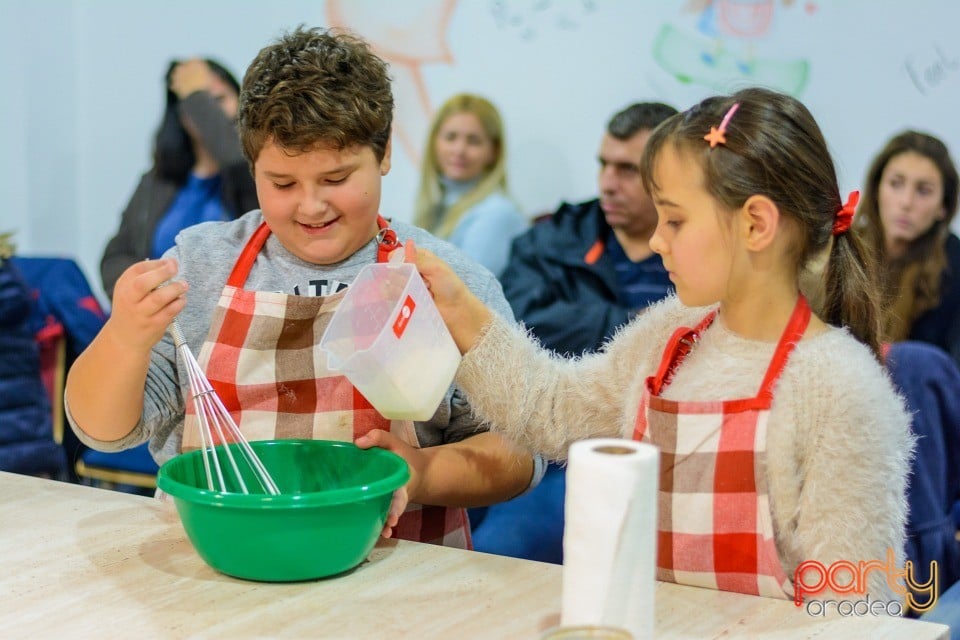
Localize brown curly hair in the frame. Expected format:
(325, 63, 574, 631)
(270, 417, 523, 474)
(238, 26, 393, 164)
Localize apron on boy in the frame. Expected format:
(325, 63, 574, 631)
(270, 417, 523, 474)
(181, 216, 471, 549)
(632, 296, 811, 599)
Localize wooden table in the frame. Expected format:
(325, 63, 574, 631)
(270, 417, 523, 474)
(0, 472, 948, 639)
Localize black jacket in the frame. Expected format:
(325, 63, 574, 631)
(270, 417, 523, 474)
(910, 233, 960, 367)
(500, 199, 670, 356)
(99, 92, 259, 299)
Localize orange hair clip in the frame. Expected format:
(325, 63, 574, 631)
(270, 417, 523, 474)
(704, 102, 741, 149)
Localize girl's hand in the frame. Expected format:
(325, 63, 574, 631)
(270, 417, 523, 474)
(355, 429, 421, 538)
(404, 245, 493, 353)
(106, 258, 188, 352)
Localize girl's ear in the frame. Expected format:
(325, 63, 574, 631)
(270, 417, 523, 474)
(740, 194, 780, 252)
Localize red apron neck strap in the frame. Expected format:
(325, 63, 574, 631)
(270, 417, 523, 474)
(227, 216, 400, 288)
(756, 294, 811, 399)
(227, 222, 272, 287)
(650, 309, 718, 395)
(651, 296, 812, 399)
(375, 215, 400, 264)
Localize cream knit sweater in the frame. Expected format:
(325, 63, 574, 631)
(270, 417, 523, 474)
(457, 296, 914, 601)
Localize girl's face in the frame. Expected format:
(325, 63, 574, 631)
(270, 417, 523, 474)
(433, 111, 496, 182)
(648, 144, 736, 307)
(878, 151, 945, 254)
(253, 138, 391, 265)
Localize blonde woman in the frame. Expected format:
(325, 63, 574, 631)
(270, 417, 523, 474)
(414, 94, 527, 276)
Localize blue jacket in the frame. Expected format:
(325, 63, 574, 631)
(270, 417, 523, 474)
(0, 260, 65, 475)
(887, 341, 960, 599)
(500, 199, 671, 356)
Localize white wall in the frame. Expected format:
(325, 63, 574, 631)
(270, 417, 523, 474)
(4, 0, 960, 303)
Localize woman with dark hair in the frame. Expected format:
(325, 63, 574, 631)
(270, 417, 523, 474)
(100, 58, 258, 300)
(857, 130, 960, 366)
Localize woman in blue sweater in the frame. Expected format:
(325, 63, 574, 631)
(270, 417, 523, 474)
(413, 94, 528, 277)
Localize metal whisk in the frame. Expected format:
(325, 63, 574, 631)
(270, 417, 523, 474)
(169, 320, 280, 495)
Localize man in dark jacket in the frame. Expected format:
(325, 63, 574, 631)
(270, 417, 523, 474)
(500, 102, 677, 356)
(470, 102, 678, 562)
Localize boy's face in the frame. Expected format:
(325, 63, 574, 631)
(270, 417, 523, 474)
(253, 139, 391, 265)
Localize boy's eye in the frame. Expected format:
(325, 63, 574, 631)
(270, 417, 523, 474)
(273, 182, 294, 190)
(327, 176, 348, 185)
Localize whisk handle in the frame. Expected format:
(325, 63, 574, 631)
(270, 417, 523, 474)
(169, 320, 188, 348)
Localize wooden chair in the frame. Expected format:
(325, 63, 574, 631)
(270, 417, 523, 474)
(36, 319, 66, 448)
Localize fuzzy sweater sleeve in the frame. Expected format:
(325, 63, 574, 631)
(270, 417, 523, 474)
(773, 332, 915, 602)
(456, 296, 698, 460)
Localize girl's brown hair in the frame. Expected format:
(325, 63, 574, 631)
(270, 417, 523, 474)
(640, 87, 884, 357)
(857, 131, 959, 341)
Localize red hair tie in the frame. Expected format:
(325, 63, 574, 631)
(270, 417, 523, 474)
(832, 190, 859, 236)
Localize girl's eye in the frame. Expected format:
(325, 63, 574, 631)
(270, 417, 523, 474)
(273, 182, 294, 190)
(666, 220, 682, 229)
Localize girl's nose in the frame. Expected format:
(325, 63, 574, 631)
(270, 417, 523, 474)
(649, 226, 666, 255)
(899, 188, 917, 210)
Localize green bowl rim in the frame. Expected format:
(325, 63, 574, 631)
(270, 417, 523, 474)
(156, 439, 410, 508)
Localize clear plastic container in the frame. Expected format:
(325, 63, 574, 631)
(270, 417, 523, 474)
(320, 263, 461, 421)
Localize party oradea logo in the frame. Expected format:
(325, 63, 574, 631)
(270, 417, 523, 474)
(794, 549, 937, 616)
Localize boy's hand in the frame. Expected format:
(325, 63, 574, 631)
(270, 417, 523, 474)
(379, 487, 408, 539)
(355, 429, 421, 538)
(107, 258, 188, 352)
(407, 247, 493, 353)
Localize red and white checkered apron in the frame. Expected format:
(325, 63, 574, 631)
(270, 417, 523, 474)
(182, 217, 472, 548)
(631, 296, 811, 599)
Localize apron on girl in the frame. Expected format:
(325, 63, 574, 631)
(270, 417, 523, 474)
(181, 217, 471, 549)
(632, 296, 811, 599)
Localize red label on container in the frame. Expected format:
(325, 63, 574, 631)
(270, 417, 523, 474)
(393, 295, 416, 338)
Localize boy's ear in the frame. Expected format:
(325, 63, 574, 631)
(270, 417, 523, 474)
(740, 194, 780, 251)
(380, 138, 392, 176)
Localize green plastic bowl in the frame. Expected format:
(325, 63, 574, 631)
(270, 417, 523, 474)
(157, 439, 409, 582)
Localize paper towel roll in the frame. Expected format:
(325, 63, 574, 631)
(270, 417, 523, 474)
(561, 438, 659, 640)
